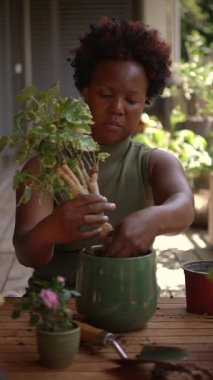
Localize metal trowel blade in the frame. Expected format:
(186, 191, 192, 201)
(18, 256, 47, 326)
(113, 345, 188, 366)
(137, 345, 188, 362)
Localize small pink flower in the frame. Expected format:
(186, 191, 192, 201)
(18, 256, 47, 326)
(56, 276, 65, 284)
(40, 289, 59, 310)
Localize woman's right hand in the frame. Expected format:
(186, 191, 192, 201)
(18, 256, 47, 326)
(49, 194, 116, 244)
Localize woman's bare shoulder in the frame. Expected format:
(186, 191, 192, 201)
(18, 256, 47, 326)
(21, 155, 40, 172)
(149, 148, 182, 172)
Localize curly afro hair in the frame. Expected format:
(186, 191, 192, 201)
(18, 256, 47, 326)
(69, 17, 171, 104)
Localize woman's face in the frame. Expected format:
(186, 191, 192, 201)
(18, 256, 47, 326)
(83, 60, 148, 144)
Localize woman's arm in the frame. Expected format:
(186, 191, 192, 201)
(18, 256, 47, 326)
(13, 157, 115, 268)
(148, 148, 195, 235)
(105, 149, 195, 257)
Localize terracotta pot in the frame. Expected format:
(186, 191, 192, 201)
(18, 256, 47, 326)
(36, 321, 80, 368)
(76, 246, 158, 333)
(182, 261, 213, 315)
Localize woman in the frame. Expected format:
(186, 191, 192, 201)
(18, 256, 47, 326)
(13, 18, 195, 287)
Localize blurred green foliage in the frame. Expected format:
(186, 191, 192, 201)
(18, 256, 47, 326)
(163, 31, 213, 118)
(134, 111, 212, 187)
(181, 0, 213, 59)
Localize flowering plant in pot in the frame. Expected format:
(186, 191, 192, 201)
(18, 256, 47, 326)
(12, 276, 81, 368)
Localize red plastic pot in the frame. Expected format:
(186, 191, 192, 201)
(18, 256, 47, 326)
(182, 261, 213, 315)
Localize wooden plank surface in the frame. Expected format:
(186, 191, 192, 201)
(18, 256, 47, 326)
(2, 256, 33, 296)
(0, 253, 14, 291)
(0, 297, 212, 380)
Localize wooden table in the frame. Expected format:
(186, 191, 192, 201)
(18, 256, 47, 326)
(0, 297, 213, 380)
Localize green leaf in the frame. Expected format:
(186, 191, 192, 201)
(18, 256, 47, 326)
(51, 177, 65, 191)
(13, 110, 27, 128)
(9, 133, 20, 148)
(97, 152, 110, 162)
(37, 82, 60, 101)
(60, 98, 93, 125)
(19, 186, 32, 204)
(11, 309, 21, 319)
(59, 289, 72, 302)
(70, 290, 81, 298)
(15, 140, 33, 163)
(12, 170, 31, 190)
(15, 85, 38, 104)
(207, 271, 213, 282)
(19, 297, 32, 310)
(0, 136, 8, 152)
(40, 153, 56, 168)
(42, 124, 57, 135)
(76, 134, 98, 151)
(29, 313, 39, 326)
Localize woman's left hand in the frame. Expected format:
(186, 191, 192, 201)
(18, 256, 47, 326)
(104, 207, 158, 257)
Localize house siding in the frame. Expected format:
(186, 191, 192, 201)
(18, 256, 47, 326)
(30, 0, 133, 97)
(0, 0, 134, 138)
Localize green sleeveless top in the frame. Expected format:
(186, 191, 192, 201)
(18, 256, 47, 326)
(34, 138, 153, 287)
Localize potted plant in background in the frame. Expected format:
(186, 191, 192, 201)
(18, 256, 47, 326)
(12, 276, 80, 368)
(182, 261, 213, 315)
(163, 30, 213, 137)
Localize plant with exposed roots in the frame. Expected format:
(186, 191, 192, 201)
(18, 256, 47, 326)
(0, 82, 112, 239)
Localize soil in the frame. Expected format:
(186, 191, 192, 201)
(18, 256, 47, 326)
(152, 362, 212, 380)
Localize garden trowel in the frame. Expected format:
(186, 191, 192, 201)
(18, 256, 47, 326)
(77, 321, 188, 364)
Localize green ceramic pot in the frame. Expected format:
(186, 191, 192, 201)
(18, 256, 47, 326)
(76, 246, 157, 333)
(36, 321, 80, 368)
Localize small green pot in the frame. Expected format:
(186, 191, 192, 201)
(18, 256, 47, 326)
(36, 322, 80, 368)
(76, 246, 157, 333)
